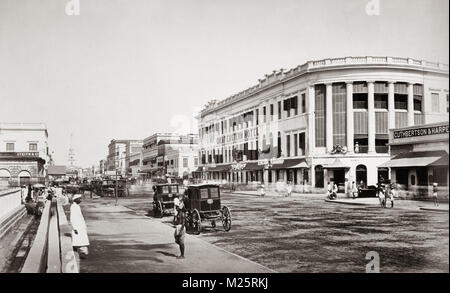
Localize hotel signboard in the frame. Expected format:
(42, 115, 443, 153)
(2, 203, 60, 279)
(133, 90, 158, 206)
(216, 127, 258, 145)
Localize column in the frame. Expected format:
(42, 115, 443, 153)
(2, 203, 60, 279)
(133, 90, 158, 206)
(367, 81, 376, 154)
(346, 82, 354, 153)
(388, 82, 395, 129)
(407, 83, 414, 126)
(263, 169, 268, 184)
(326, 83, 333, 152)
(308, 85, 315, 156)
(310, 165, 315, 189)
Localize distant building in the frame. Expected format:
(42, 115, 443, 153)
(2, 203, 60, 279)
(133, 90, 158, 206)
(106, 139, 143, 177)
(0, 123, 50, 187)
(47, 165, 67, 181)
(141, 133, 199, 179)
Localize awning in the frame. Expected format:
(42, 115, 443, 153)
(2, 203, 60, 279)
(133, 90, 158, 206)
(193, 167, 203, 173)
(378, 151, 448, 168)
(429, 154, 449, 167)
(323, 158, 350, 169)
(243, 162, 265, 171)
(271, 158, 308, 170)
(207, 164, 231, 172)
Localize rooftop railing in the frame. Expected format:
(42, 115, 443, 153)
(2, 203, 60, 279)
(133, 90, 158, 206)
(201, 56, 449, 115)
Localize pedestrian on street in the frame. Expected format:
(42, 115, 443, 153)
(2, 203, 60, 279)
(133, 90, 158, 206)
(378, 185, 386, 208)
(326, 182, 332, 199)
(70, 194, 90, 259)
(259, 183, 265, 197)
(432, 182, 439, 207)
(286, 181, 292, 197)
(174, 203, 186, 259)
(389, 184, 396, 208)
(332, 183, 338, 199)
(351, 181, 358, 199)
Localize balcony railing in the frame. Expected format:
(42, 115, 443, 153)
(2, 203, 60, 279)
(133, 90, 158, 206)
(376, 146, 389, 153)
(354, 146, 368, 153)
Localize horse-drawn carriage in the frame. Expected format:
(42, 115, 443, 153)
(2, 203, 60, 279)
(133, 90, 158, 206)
(184, 184, 231, 234)
(152, 183, 181, 218)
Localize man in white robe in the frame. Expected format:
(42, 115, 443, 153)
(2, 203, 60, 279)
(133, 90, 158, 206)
(70, 194, 90, 258)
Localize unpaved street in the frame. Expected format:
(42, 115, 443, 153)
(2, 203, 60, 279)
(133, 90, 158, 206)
(120, 192, 449, 273)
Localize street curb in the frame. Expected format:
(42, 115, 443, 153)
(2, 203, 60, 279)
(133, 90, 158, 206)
(419, 207, 449, 212)
(324, 199, 374, 206)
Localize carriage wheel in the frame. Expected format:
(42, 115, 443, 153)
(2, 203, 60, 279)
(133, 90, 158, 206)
(221, 206, 231, 232)
(192, 209, 202, 234)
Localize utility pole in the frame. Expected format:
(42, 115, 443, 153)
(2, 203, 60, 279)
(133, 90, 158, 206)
(115, 168, 118, 206)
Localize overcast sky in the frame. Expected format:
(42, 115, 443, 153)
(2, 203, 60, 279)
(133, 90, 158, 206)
(0, 0, 448, 167)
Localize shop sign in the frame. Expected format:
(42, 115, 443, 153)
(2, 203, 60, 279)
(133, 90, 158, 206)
(393, 124, 449, 139)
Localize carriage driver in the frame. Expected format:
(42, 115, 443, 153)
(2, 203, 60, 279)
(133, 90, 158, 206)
(174, 201, 186, 259)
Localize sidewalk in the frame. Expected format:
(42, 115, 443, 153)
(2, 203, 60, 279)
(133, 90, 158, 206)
(77, 198, 275, 273)
(324, 197, 449, 211)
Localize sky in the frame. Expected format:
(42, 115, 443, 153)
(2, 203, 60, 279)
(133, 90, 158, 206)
(0, 0, 448, 168)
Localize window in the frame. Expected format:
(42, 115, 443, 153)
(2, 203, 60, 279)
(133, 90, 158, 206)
(411, 175, 416, 186)
(447, 94, 449, 113)
(277, 132, 282, 158)
(256, 109, 259, 125)
(286, 135, 291, 157)
(431, 93, 440, 112)
(353, 94, 368, 109)
(29, 143, 38, 151)
(263, 106, 266, 123)
(278, 101, 281, 119)
(183, 157, 188, 168)
(374, 94, 388, 109)
(291, 96, 298, 115)
(413, 98, 422, 112)
(270, 104, 274, 121)
(301, 93, 306, 113)
(294, 133, 298, 156)
(6, 143, 14, 152)
(284, 99, 291, 118)
(200, 189, 209, 199)
(299, 133, 305, 155)
(395, 94, 408, 110)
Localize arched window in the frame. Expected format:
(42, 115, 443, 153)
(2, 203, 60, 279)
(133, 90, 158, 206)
(356, 165, 367, 187)
(0, 169, 11, 188)
(315, 165, 324, 188)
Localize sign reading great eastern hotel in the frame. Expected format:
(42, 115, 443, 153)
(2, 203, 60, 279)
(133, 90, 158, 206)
(393, 125, 449, 139)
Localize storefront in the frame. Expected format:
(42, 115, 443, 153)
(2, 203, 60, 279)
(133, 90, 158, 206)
(379, 122, 449, 199)
(0, 152, 46, 187)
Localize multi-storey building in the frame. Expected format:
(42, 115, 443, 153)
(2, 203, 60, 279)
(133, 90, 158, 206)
(0, 123, 50, 187)
(106, 139, 142, 177)
(197, 56, 449, 193)
(141, 133, 199, 179)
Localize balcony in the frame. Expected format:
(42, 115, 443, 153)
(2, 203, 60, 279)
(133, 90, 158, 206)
(376, 146, 389, 153)
(354, 145, 368, 154)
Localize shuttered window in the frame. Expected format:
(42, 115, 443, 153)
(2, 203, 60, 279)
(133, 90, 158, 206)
(354, 112, 368, 134)
(375, 112, 388, 134)
(413, 84, 423, 112)
(315, 85, 326, 147)
(395, 112, 408, 128)
(332, 83, 346, 146)
(431, 93, 440, 112)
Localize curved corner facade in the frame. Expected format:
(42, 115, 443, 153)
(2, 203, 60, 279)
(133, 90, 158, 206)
(197, 56, 449, 193)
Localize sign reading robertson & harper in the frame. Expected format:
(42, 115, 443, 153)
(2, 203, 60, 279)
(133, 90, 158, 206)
(393, 124, 449, 139)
